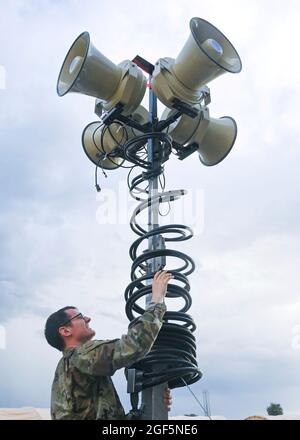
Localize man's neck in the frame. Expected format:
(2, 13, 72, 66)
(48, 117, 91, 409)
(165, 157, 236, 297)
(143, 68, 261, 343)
(63, 337, 93, 351)
(63, 341, 81, 351)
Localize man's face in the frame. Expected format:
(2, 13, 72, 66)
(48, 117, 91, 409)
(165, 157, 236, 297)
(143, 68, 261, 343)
(62, 308, 96, 344)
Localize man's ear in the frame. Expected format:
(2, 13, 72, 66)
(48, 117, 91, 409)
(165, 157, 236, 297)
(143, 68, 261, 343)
(58, 326, 72, 338)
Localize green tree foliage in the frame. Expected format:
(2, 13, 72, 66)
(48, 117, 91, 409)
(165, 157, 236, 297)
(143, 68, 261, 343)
(267, 403, 283, 416)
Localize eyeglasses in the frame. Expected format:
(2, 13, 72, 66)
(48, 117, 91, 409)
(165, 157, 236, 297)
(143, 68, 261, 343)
(60, 312, 85, 327)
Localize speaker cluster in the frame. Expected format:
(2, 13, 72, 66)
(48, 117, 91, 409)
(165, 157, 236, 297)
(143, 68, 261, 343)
(57, 18, 242, 168)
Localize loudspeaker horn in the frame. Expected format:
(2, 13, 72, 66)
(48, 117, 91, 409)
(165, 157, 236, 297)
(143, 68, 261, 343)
(57, 32, 146, 115)
(152, 17, 242, 108)
(162, 106, 237, 166)
(194, 113, 238, 166)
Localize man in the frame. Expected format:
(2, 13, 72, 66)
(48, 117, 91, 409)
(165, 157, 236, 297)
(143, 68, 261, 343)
(45, 270, 173, 420)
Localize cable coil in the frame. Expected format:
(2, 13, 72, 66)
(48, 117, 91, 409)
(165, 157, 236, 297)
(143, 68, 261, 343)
(123, 135, 202, 391)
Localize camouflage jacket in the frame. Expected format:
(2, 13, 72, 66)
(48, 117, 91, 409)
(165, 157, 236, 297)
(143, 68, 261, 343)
(51, 302, 166, 420)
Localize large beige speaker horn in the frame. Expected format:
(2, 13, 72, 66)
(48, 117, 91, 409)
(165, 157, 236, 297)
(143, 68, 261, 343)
(162, 107, 237, 166)
(194, 113, 237, 166)
(57, 32, 146, 115)
(82, 105, 149, 169)
(152, 17, 242, 108)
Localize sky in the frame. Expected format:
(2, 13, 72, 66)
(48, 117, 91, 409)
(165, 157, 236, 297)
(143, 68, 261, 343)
(0, 0, 300, 419)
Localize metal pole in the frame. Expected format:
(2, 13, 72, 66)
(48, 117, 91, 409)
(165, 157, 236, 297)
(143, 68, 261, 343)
(141, 81, 168, 420)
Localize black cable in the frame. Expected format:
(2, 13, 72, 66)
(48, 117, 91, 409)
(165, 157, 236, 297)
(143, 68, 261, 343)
(93, 122, 136, 170)
(124, 187, 202, 391)
(123, 132, 172, 169)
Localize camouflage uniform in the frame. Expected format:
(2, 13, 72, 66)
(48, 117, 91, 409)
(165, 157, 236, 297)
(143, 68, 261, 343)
(51, 302, 166, 420)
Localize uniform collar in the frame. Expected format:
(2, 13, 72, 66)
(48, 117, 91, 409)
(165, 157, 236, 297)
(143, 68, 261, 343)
(63, 347, 76, 358)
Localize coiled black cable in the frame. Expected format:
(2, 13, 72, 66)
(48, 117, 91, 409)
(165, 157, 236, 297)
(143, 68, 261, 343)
(124, 155, 202, 391)
(123, 132, 172, 169)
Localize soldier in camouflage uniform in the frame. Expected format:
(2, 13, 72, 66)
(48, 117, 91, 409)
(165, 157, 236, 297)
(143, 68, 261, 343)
(45, 270, 173, 420)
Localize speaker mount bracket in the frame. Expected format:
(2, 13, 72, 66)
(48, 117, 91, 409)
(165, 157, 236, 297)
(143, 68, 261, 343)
(199, 86, 211, 106)
(116, 114, 150, 134)
(101, 103, 125, 126)
(94, 99, 103, 118)
(156, 110, 182, 132)
(172, 98, 199, 118)
(173, 142, 199, 161)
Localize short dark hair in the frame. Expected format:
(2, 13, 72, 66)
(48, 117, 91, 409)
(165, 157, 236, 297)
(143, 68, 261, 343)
(44, 306, 76, 351)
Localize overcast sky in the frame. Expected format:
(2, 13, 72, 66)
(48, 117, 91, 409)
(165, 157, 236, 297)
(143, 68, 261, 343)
(0, 0, 300, 419)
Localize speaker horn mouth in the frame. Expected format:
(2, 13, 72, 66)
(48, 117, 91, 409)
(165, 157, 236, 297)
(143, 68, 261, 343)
(190, 17, 242, 74)
(199, 116, 238, 167)
(81, 121, 126, 169)
(57, 31, 90, 97)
